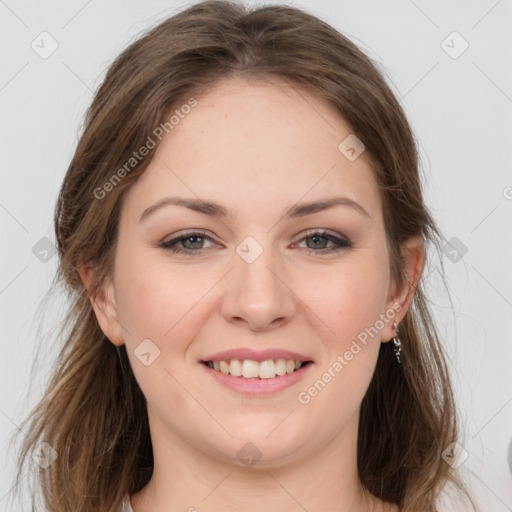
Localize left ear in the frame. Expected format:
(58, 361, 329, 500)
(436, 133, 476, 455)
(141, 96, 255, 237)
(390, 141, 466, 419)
(382, 234, 425, 343)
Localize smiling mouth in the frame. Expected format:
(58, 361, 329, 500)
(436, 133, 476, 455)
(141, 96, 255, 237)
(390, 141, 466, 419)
(201, 358, 313, 379)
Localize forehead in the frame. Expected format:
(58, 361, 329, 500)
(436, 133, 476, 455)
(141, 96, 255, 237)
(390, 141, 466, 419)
(122, 77, 382, 223)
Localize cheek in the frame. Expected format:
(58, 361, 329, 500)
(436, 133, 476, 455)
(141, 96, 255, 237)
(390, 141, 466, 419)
(115, 263, 209, 400)
(115, 256, 219, 355)
(295, 272, 385, 429)
(117, 273, 179, 341)
(297, 261, 388, 347)
(115, 261, 169, 342)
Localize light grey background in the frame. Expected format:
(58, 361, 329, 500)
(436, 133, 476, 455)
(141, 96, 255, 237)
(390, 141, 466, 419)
(1, 0, 511, 510)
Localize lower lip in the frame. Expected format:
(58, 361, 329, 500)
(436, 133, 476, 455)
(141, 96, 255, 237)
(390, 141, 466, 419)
(200, 362, 313, 396)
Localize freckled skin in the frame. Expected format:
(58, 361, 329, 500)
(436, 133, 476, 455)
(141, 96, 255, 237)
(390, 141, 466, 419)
(85, 77, 421, 512)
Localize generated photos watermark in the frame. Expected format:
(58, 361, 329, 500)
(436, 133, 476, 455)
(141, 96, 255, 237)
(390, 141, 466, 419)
(297, 302, 402, 405)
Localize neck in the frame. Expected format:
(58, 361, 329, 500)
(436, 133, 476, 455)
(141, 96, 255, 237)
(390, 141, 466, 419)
(130, 409, 397, 512)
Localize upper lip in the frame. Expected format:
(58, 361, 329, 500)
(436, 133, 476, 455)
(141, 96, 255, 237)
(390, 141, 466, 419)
(201, 348, 313, 363)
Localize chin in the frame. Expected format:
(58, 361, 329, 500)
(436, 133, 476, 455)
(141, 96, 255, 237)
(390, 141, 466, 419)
(211, 426, 309, 468)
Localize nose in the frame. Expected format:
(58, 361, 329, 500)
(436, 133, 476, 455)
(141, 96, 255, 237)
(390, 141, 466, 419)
(220, 243, 296, 332)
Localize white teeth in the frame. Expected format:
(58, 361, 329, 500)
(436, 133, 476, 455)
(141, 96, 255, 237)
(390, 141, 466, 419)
(206, 358, 308, 379)
(242, 359, 259, 378)
(259, 359, 276, 379)
(230, 358, 243, 377)
(220, 361, 230, 375)
(275, 358, 287, 376)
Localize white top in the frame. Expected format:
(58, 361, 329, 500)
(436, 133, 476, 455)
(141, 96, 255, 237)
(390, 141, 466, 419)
(121, 495, 134, 512)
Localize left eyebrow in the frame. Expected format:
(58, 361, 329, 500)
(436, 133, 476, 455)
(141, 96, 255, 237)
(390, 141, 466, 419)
(138, 195, 371, 223)
(285, 197, 371, 220)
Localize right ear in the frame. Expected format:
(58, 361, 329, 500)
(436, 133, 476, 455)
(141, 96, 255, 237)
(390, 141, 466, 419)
(78, 264, 125, 346)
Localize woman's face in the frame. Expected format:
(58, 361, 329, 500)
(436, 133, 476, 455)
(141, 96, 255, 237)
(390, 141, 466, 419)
(91, 77, 419, 468)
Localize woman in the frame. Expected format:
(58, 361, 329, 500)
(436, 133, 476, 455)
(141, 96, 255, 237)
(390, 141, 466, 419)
(14, 1, 477, 511)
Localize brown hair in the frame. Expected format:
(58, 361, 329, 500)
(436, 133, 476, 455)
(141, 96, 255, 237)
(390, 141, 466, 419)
(14, 1, 477, 510)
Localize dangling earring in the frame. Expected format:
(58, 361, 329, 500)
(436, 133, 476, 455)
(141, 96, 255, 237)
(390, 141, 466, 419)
(392, 322, 402, 364)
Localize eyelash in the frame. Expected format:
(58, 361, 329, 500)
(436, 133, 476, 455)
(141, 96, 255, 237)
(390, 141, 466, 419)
(160, 229, 353, 256)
